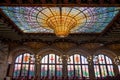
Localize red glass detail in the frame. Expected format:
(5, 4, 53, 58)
(75, 55, 79, 63)
(50, 55, 54, 61)
(24, 55, 29, 62)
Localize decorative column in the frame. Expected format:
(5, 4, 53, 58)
(89, 61, 95, 80)
(6, 62, 11, 76)
(62, 55, 68, 77)
(9, 63, 14, 77)
(113, 63, 119, 76)
(113, 56, 120, 76)
(87, 55, 95, 80)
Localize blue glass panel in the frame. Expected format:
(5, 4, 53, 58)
(29, 64, 35, 77)
(56, 65, 62, 77)
(41, 65, 48, 77)
(68, 65, 74, 77)
(13, 64, 21, 77)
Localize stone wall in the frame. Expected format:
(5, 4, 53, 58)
(0, 42, 9, 80)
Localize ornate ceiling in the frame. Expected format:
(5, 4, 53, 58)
(0, 7, 119, 33)
(0, 0, 120, 45)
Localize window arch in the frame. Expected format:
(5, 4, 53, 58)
(67, 54, 89, 78)
(40, 54, 62, 78)
(13, 53, 35, 78)
(93, 54, 114, 78)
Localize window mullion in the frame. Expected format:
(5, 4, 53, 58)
(80, 55, 83, 78)
(47, 54, 49, 77)
(20, 54, 24, 76)
(73, 55, 75, 77)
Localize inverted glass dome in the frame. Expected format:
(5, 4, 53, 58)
(0, 7, 119, 34)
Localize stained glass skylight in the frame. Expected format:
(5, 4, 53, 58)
(0, 7, 119, 33)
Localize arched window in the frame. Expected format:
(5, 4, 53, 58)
(13, 53, 35, 78)
(67, 54, 89, 78)
(93, 54, 114, 78)
(41, 54, 62, 78)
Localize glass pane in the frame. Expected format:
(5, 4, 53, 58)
(21, 64, 29, 76)
(49, 54, 55, 63)
(68, 56, 73, 64)
(75, 65, 82, 77)
(74, 54, 80, 64)
(56, 65, 62, 77)
(81, 56, 88, 64)
(93, 56, 99, 64)
(82, 65, 89, 77)
(41, 65, 48, 77)
(23, 53, 30, 63)
(49, 65, 55, 77)
(29, 64, 35, 77)
(94, 65, 100, 77)
(118, 65, 120, 74)
(68, 65, 74, 77)
(56, 56, 62, 64)
(41, 55, 48, 63)
(107, 65, 114, 76)
(98, 55, 105, 64)
(15, 55, 22, 63)
(105, 56, 112, 64)
(13, 64, 21, 77)
(29, 55, 35, 63)
(100, 65, 107, 77)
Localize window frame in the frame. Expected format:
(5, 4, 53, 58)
(13, 53, 35, 78)
(93, 54, 114, 78)
(67, 54, 89, 78)
(40, 54, 62, 78)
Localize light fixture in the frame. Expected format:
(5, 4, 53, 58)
(29, 54, 41, 64)
(37, 7, 85, 38)
(113, 56, 120, 65)
(46, 15, 77, 37)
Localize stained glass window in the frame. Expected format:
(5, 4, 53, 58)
(41, 54, 62, 78)
(0, 7, 119, 33)
(13, 53, 35, 78)
(67, 54, 89, 79)
(93, 54, 114, 78)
